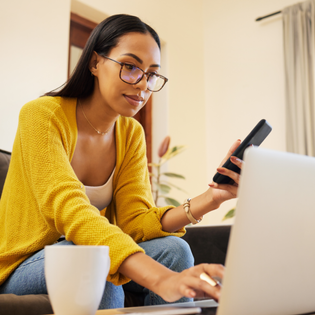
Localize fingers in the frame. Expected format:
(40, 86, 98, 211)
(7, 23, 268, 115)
(209, 166, 240, 198)
(200, 272, 219, 286)
(209, 180, 238, 197)
(197, 264, 224, 301)
(197, 263, 225, 283)
(228, 139, 242, 156)
(180, 283, 196, 299)
(219, 139, 241, 167)
(180, 264, 225, 302)
(160, 264, 225, 303)
(230, 155, 243, 170)
(214, 155, 243, 189)
(216, 166, 240, 186)
(180, 275, 221, 302)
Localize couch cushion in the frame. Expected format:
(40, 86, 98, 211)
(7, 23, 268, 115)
(0, 149, 11, 198)
(182, 225, 231, 266)
(0, 294, 53, 315)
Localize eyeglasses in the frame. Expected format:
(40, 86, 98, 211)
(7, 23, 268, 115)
(101, 56, 168, 92)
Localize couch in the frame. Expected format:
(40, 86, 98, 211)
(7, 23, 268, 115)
(0, 148, 231, 315)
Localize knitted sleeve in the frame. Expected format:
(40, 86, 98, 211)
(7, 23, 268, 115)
(16, 98, 144, 285)
(111, 118, 185, 243)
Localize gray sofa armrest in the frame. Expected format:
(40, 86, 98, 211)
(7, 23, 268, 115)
(182, 225, 231, 266)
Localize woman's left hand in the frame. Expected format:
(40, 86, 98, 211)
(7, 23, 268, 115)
(161, 140, 244, 232)
(208, 139, 244, 204)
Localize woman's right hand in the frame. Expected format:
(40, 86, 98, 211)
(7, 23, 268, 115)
(156, 263, 224, 302)
(119, 252, 224, 303)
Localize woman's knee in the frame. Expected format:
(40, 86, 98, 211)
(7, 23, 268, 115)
(142, 236, 194, 272)
(164, 236, 194, 269)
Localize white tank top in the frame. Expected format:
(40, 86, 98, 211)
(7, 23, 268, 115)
(84, 168, 115, 210)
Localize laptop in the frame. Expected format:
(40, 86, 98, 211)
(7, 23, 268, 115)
(120, 147, 315, 315)
(217, 146, 315, 315)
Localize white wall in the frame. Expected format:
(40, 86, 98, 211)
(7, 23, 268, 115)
(203, 0, 300, 224)
(0, 0, 71, 151)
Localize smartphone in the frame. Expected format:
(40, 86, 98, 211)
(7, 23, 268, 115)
(213, 119, 272, 184)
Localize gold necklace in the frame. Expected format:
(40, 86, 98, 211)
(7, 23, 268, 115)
(79, 100, 111, 136)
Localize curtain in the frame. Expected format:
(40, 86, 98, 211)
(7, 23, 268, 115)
(283, 0, 315, 156)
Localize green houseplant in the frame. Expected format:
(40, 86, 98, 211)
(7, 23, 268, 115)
(149, 136, 186, 207)
(222, 208, 235, 221)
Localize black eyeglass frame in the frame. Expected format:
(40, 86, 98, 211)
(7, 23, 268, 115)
(101, 55, 168, 92)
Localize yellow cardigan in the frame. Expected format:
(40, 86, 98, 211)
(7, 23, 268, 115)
(0, 96, 185, 286)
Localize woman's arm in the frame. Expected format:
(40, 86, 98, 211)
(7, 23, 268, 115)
(118, 251, 224, 302)
(112, 118, 186, 243)
(161, 140, 243, 233)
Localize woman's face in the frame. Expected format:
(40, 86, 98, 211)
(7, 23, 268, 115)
(92, 32, 161, 117)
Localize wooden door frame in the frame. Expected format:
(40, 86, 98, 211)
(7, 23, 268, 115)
(69, 13, 152, 164)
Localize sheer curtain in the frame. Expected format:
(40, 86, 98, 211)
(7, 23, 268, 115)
(283, 0, 315, 156)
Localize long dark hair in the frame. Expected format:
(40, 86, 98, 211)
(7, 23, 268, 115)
(45, 14, 161, 98)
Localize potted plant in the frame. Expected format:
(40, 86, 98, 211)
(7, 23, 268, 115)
(149, 136, 186, 207)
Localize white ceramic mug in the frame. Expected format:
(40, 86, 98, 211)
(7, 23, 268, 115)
(45, 245, 110, 315)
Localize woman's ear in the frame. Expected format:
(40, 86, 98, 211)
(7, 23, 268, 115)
(89, 51, 99, 76)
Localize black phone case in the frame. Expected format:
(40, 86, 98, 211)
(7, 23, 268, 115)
(213, 119, 272, 184)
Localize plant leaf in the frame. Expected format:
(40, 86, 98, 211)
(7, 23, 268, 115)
(160, 180, 188, 193)
(158, 136, 171, 158)
(169, 145, 186, 154)
(222, 208, 235, 221)
(163, 197, 181, 207)
(157, 183, 171, 194)
(162, 172, 185, 179)
(161, 145, 186, 163)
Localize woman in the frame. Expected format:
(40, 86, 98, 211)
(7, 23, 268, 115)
(0, 14, 242, 308)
